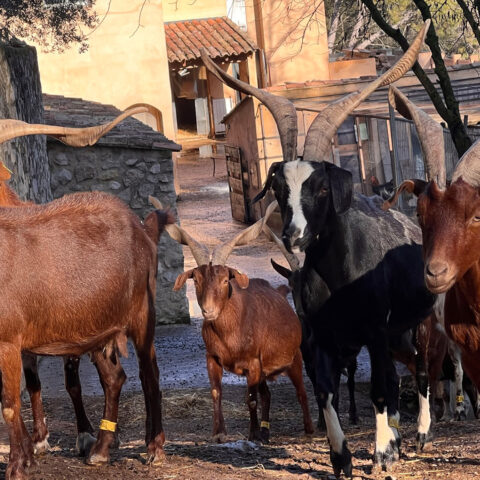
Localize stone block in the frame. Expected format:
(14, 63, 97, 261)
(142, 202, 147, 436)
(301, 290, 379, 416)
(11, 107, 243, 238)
(75, 164, 95, 183)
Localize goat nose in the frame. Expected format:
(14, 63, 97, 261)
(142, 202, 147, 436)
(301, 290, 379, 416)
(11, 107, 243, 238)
(425, 261, 449, 278)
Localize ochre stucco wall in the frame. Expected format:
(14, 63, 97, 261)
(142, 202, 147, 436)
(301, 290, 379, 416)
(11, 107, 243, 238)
(245, 0, 329, 86)
(163, 0, 226, 22)
(33, 0, 176, 140)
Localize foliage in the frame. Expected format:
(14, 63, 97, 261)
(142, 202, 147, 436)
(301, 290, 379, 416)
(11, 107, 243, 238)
(326, 0, 477, 56)
(0, 0, 98, 52)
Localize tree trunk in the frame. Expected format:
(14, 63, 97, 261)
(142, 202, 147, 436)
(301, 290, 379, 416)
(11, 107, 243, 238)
(0, 42, 52, 203)
(327, 0, 342, 52)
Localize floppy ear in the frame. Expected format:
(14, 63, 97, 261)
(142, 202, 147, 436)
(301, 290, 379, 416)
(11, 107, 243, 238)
(326, 163, 353, 214)
(382, 179, 428, 210)
(228, 268, 249, 289)
(251, 162, 282, 204)
(173, 268, 195, 291)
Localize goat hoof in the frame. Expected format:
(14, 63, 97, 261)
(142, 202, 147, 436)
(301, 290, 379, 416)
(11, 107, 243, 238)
(212, 433, 227, 443)
(86, 452, 109, 466)
(455, 410, 467, 421)
(260, 428, 270, 444)
(147, 450, 166, 466)
(416, 432, 433, 453)
(374, 439, 398, 471)
(76, 432, 97, 457)
(330, 440, 352, 478)
(33, 437, 50, 455)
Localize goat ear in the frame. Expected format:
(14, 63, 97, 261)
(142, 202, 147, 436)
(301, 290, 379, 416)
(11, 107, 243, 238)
(327, 163, 353, 214)
(228, 268, 249, 289)
(270, 259, 292, 279)
(382, 179, 428, 210)
(173, 268, 195, 291)
(251, 162, 282, 204)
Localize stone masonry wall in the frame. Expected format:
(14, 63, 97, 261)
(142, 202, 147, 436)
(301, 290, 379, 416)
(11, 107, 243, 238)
(48, 141, 190, 325)
(0, 43, 52, 203)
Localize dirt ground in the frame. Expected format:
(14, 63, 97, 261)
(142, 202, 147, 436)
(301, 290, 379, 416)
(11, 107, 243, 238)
(2, 155, 480, 480)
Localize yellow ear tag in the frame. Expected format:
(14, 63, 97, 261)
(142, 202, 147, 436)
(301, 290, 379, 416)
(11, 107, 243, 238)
(260, 421, 270, 429)
(99, 419, 117, 432)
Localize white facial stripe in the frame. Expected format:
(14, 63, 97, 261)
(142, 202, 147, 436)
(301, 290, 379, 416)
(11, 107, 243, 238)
(284, 160, 314, 239)
(374, 407, 396, 453)
(323, 393, 345, 453)
(418, 390, 431, 435)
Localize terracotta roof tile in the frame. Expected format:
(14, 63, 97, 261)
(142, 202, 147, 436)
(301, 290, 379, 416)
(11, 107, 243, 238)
(165, 17, 257, 67)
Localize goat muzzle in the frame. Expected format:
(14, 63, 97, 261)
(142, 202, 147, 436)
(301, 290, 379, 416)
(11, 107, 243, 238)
(424, 261, 456, 293)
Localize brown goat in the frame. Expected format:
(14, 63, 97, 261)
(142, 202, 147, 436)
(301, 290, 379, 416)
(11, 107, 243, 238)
(0, 161, 97, 455)
(153, 197, 313, 442)
(0, 191, 171, 479)
(384, 86, 480, 391)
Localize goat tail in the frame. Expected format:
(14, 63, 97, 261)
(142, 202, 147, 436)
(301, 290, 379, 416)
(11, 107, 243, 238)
(144, 205, 175, 245)
(26, 326, 123, 356)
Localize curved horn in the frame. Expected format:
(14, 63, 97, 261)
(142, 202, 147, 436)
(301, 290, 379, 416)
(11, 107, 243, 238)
(200, 48, 297, 162)
(303, 20, 430, 162)
(211, 200, 278, 265)
(148, 196, 210, 266)
(388, 85, 446, 187)
(451, 138, 480, 187)
(262, 224, 300, 271)
(0, 104, 161, 147)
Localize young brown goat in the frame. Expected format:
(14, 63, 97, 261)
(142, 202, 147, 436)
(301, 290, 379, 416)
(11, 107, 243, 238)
(151, 197, 313, 442)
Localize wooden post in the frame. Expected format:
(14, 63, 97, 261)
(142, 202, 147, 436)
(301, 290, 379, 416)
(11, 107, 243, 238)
(388, 102, 402, 210)
(206, 71, 216, 138)
(253, 0, 267, 88)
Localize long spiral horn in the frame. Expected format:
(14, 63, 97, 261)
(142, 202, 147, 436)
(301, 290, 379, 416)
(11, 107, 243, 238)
(200, 49, 298, 163)
(451, 139, 480, 187)
(303, 20, 430, 162)
(211, 200, 278, 265)
(149, 196, 210, 266)
(388, 85, 446, 187)
(0, 104, 163, 147)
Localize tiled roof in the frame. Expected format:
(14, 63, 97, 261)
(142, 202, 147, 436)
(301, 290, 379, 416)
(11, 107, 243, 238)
(165, 17, 257, 68)
(42, 94, 181, 151)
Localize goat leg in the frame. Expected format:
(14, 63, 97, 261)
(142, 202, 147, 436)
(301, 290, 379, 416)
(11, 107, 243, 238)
(246, 384, 261, 442)
(1, 343, 34, 480)
(258, 381, 271, 443)
(347, 359, 358, 425)
(286, 350, 314, 437)
(21, 353, 49, 454)
(86, 348, 126, 465)
(369, 339, 399, 471)
(206, 354, 226, 442)
(63, 356, 96, 456)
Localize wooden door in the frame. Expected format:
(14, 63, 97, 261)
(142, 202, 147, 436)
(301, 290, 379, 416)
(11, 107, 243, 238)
(225, 144, 250, 222)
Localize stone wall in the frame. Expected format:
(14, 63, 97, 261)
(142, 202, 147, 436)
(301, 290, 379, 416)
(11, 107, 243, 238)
(0, 43, 52, 202)
(48, 141, 190, 325)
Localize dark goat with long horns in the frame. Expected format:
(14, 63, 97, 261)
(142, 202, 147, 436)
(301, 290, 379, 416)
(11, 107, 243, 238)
(150, 197, 314, 443)
(0, 112, 171, 480)
(201, 21, 434, 477)
(383, 86, 480, 410)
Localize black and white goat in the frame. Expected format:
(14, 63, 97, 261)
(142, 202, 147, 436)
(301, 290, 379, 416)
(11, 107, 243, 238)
(201, 20, 431, 478)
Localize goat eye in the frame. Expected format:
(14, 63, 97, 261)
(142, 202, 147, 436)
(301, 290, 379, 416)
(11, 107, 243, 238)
(223, 279, 229, 285)
(474, 215, 480, 223)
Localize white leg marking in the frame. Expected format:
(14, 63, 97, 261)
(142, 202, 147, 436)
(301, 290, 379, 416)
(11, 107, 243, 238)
(418, 390, 431, 435)
(34, 434, 50, 454)
(323, 393, 345, 454)
(284, 160, 314, 240)
(375, 407, 396, 454)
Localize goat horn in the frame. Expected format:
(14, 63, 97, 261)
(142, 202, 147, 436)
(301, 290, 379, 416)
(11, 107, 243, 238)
(388, 85, 446, 187)
(262, 224, 300, 271)
(451, 138, 480, 186)
(148, 196, 210, 266)
(0, 104, 162, 147)
(303, 20, 430, 162)
(211, 200, 278, 265)
(200, 49, 297, 162)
